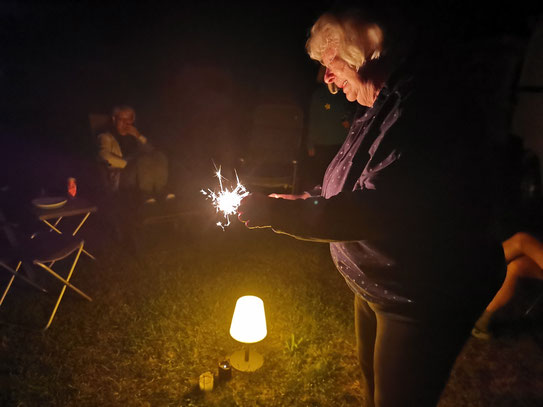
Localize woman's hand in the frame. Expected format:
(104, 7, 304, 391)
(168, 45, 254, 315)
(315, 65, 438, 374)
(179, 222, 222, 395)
(268, 192, 312, 200)
(237, 193, 272, 229)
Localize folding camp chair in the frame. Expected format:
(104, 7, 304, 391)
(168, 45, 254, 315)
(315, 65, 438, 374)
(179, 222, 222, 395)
(0, 260, 48, 302)
(1, 213, 93, 330)
(238, 104, 304, 194)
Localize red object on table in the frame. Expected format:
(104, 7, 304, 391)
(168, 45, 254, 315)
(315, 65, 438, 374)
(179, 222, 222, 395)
(67, 177, 77, 198)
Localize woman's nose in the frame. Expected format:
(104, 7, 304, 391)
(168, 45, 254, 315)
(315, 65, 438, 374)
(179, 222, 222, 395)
(323, 68, 335, 84)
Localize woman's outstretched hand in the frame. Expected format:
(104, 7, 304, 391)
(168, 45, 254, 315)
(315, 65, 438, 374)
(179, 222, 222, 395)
(237, 193, 272, 229)
(268, 192, 312, 200)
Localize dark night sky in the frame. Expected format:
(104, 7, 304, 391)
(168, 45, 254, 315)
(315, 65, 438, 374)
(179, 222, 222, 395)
(1, 1, 537, 131)
(1, 1, 336, 141)
(0, 0, 539, 193)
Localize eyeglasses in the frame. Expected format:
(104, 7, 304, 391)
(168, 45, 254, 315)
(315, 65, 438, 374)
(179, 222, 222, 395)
(115, 115, 135, 125)
(320, 47, 338, 68)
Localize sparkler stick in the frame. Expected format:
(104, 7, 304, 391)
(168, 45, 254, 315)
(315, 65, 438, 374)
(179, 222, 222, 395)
(201, 167, 249, 230)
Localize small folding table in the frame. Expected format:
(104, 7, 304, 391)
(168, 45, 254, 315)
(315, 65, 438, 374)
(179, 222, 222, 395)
(32, 197, 98, 259)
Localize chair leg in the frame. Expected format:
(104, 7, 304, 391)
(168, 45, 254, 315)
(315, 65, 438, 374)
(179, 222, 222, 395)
(72, 212, 91, 236)
(82, 248, 96, 260)
(40, 243, 92, 331)
(33, 247, 92, 301)
(1, 261, 48, 306)
(0, 261, 20, 306)
(42, 219, 62, 234)
(34, 261, 92, 302)
(53, 216, 63, 228)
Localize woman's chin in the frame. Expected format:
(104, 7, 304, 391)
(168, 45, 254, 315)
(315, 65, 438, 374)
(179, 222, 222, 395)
(344, 92, 357, 103)
(345, 95, 360, 103)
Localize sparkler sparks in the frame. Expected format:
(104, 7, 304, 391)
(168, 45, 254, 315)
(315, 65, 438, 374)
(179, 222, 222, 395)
(201, 167, 249, 229)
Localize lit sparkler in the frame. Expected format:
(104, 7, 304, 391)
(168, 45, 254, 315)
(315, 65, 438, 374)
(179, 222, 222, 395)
(201, 167, 249, 229)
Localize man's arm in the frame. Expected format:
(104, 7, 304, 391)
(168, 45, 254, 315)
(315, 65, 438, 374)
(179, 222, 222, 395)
(98, 133, 127, 169)
(126, 125, 154, 153)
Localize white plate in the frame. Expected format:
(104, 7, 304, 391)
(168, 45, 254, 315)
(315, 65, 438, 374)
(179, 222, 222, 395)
(32, 197, 68, 209)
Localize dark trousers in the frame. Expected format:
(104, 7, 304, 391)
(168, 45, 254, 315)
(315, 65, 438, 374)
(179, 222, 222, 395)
(354, 243, 506, 407)
(354, 294, 490, 407)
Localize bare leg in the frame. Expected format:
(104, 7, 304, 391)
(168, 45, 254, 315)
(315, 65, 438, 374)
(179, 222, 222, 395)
(502, 232, 543, 268)
(486, 256, 543, 312)
(473, 234, 543, 339)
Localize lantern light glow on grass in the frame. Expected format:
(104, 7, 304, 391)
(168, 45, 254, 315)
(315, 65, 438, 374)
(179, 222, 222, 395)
(201, 167, 249, 229)
(229, 295, 267, 372)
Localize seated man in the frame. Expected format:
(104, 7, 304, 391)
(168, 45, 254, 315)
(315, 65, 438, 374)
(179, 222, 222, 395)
(97, 105, 174, 203)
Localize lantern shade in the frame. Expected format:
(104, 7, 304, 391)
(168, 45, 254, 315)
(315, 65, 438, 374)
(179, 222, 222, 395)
(229, 296, 267, 343)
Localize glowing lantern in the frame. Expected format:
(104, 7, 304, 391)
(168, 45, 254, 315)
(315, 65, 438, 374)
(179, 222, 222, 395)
(229, 295, 267, 371)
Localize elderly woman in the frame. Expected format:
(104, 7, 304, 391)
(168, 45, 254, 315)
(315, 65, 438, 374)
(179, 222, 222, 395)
(238, 8, 505, 407)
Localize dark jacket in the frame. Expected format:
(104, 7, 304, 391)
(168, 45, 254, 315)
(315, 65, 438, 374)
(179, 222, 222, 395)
(264, 55, 506, 313)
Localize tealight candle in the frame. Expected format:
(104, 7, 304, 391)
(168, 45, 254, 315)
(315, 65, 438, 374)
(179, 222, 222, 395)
(199, 372, 214, 392)
(218, 360, 232, 382)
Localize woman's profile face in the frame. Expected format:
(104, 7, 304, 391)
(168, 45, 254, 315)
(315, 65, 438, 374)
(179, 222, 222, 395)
(321, 48, 378, 107)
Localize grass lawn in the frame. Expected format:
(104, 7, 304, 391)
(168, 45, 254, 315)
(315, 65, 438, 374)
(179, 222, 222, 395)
(1, 213, 542, 406)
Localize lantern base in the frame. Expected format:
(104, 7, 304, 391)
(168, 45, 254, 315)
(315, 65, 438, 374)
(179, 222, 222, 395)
(230, 349, 263, 372)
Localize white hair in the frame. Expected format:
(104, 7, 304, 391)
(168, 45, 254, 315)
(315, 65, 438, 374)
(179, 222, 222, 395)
(306, 12, 384, 72)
